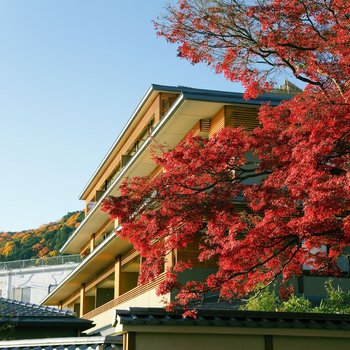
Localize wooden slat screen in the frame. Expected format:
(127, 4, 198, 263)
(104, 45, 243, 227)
(200, 118, 211, 133)
(209, 108, 225, 137)
(225, 106, 259, 131)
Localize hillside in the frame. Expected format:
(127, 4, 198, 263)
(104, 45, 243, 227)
(0, 211, 84, 262)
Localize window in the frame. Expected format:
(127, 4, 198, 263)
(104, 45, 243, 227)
(12, 287, 31, 303)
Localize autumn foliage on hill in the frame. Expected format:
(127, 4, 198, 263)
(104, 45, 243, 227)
(103, 0, 350, 310)
(0, 211, 83, 261)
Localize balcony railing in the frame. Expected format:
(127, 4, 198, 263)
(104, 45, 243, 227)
(82, 272, 166, 320)
(0, 254, 81, 271)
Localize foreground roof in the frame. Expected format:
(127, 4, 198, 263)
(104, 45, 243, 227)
(0, 298, 74, 318)
(115, 307, 350, 331)
(0, 336, 122, 350)
(0, 298, 93, 338)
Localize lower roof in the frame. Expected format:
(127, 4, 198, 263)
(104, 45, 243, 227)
(115, 307, 350, 331)
(0, 336, 122, 350)
(0, 297, 92, 331)
(0, 297, 74, 317)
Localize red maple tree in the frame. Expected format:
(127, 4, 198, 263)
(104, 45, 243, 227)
(102, 0, 350, 308)
(155, 0, 350, 99)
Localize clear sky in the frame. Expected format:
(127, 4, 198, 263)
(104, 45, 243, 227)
(0, 0, 243, 232)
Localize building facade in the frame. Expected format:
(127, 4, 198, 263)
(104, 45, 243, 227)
(0, 255, 80, 305)
(42, 84, 349, 335)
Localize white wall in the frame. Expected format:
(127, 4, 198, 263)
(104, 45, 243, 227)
(0, 263, 77, 305)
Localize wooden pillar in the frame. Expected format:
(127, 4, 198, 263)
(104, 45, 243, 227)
(265, 335, 273, 350)
(164, 250, 175, 270)
(79, 284, 85, 317)
(127, 332, 136, 350)
(122, 333, 128, 350)
(90, 233, 95, 252)
(114, 257, 121, 298)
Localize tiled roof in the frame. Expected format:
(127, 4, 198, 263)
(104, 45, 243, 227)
(0, 298, 74, 318)
(115, 307, 350, 331)
(0, 336, 123, 350)
(0, 298, 93, 337)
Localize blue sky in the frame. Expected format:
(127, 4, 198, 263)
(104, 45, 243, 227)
(0, 0, 242, 232)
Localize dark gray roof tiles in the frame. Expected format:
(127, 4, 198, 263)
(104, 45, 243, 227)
(0, 336, 123, 350)
(0, 298, 74, 318)
(115, 307, 350, 331)
(0, 297, 93, 336)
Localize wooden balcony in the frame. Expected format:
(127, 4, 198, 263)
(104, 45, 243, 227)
(82, 272, 166, 319)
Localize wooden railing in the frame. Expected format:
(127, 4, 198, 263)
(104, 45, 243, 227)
(82, 272, 166, 319)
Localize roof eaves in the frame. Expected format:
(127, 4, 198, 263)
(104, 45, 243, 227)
(79, 85, 291, 201)
(0, 317, 93, 328)
(79, 83, 180, 200)
(115, 307, 350, 331)
(0, 335, 123, 349)
(181, 90, 290, 106)
(45, 231, 117, 303)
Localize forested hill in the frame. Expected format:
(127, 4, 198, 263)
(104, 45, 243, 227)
(0, 211, 84, 262)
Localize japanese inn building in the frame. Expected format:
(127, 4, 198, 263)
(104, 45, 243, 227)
(42, 84, 350, 339)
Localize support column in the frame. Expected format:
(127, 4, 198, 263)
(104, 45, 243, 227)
(127, 332, 136, 350)
(90, 233, 95, 252)
(114, 257, 121, 298)
(79, 284, 85, 317)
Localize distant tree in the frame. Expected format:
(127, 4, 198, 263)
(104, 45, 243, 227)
(103, 0, 350, 311)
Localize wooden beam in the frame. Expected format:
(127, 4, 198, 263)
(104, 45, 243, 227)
(121, 249, 139, 266)
(84, 262, 115, 292)
(61, 289, 81, 308)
